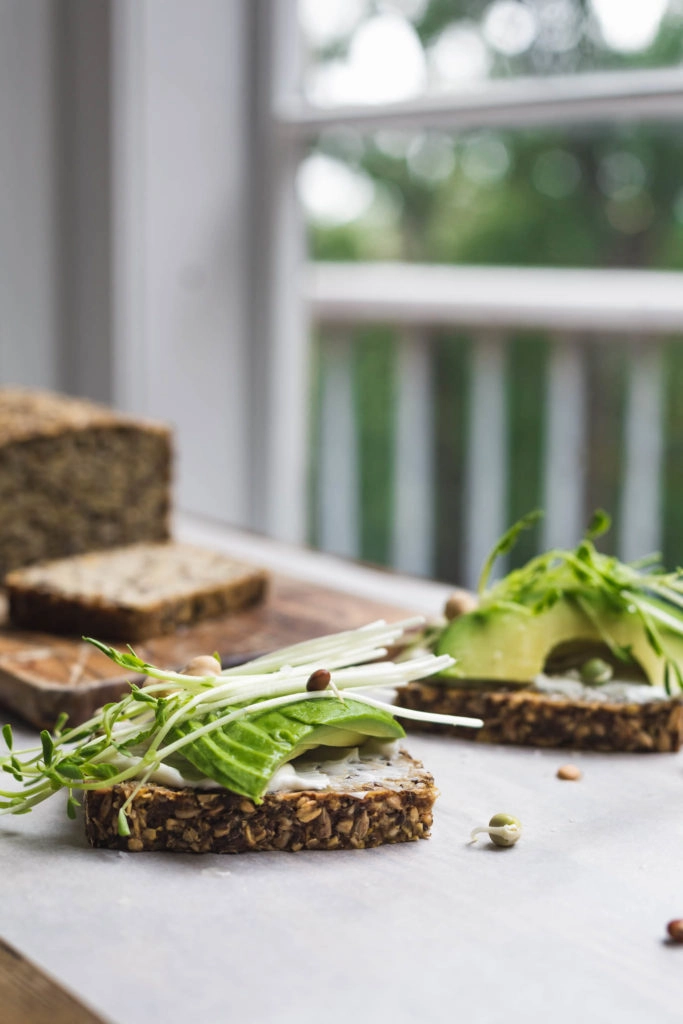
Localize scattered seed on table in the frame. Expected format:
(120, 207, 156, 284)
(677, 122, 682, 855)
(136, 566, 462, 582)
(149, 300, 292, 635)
(667, 919, 683, 943)
(557, 764, 582, 781)
(470, 813, 522, 847)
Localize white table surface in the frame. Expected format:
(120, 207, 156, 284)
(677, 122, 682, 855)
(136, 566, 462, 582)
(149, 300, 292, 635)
(2, 517, 683, 1024)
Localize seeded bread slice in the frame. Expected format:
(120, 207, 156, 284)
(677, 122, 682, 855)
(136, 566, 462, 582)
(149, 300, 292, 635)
(83, 750, 436, 853)
(6, 542, 269, 641)
(396, 681, 683, 752)
(0, 388, 171, 575)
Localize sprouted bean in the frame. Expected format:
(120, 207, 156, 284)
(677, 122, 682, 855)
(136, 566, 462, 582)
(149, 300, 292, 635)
(471, 812, 522, 848)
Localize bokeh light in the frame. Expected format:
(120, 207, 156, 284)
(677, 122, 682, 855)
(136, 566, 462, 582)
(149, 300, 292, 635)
(535, 0, 584, 54)
(461, 132, 511, 184)
(308, 13, 427, 105)
(407, 134, 456, 183)
(482, 1, 537, 57)
(428, 22, 492, 88)
(297, 154, 375, 225)
(298, 0, 367, 48)
(590, 0, 668, 52)
(597, 151, 647, 201)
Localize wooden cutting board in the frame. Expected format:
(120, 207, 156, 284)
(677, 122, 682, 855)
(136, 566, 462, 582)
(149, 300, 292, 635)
(0, 576, 415, 730)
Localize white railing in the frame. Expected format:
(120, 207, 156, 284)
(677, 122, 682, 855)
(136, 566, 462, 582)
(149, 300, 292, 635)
(306, 263, 683, 333)
(260, 51, 683, 561)
(278, 66, 683, 136)
(306, 262, 683, 586)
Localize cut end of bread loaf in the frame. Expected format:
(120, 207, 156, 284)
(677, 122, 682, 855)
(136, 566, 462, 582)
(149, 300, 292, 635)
(6, 542, 269, 640)
(83, 750, 436, 853)
(396, 681, 683, 752)
(0, 388, 172, 575)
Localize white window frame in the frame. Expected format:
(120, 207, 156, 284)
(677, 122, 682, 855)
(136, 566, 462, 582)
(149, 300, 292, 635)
(266, 22, 683, 575)
(5, 2, 683, 575)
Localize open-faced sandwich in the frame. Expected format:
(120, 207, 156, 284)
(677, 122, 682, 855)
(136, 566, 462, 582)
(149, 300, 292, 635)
(0, 620, 480, 853)
(397, 511, 683, 752)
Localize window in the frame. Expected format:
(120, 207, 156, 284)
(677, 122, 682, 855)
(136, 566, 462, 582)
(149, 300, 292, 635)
(264, 0, 683, 585)
(6, 1, 683, 587)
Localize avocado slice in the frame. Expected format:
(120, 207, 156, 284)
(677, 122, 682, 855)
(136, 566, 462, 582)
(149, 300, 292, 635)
(169, 697, 405, 802)
(435, 596, 683, 689)
(431, 509, 683, 692)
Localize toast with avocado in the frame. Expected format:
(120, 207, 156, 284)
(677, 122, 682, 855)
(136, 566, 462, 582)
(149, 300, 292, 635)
(396, 511, 683, 752)
(84, 747, 436, 853)
(0, 621, 481, 852)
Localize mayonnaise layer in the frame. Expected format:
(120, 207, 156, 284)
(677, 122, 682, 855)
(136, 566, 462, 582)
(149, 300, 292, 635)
(532, 673, 670, 704)
(99, 740, 402, 795)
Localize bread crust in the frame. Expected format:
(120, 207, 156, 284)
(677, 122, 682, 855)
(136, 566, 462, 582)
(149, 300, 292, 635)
(396, 681, 683, 752)
(83, 751, 436, 853)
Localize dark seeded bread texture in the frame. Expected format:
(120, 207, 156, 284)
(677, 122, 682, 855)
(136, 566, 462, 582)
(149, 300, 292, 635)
(84, 750, 436, 853)
(6, 542, 269, 640)
(396, 681, 683, 752)
(0, 388, 171, 576)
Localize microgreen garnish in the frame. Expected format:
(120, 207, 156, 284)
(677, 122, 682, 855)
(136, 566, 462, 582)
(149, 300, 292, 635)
(40, 731, 54, 766)
(53, 713, 69, 736)
(585, 508, 611, 541)
(0, 619, 482, 832)
(468, 511, 683, 691)
(477, 509, 543, 595)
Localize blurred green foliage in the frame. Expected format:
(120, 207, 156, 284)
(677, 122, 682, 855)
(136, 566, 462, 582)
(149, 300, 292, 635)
(306, 0, 683, 580)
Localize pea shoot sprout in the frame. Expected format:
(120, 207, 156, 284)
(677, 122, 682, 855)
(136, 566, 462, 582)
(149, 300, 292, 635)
(470, 813, 522, 848)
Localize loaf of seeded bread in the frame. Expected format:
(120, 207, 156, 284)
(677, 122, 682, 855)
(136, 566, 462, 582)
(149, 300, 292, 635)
(396, 681, 683, 753)
(6, 542, 269, 640)
(83, 749, 436, 853)
(0, 388, 172, 576)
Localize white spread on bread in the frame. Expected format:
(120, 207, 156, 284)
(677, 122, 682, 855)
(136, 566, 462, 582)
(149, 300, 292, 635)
(99, 739, 404, 796)
(265, 740, 402, 794)
(532, 673, 670, 704)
